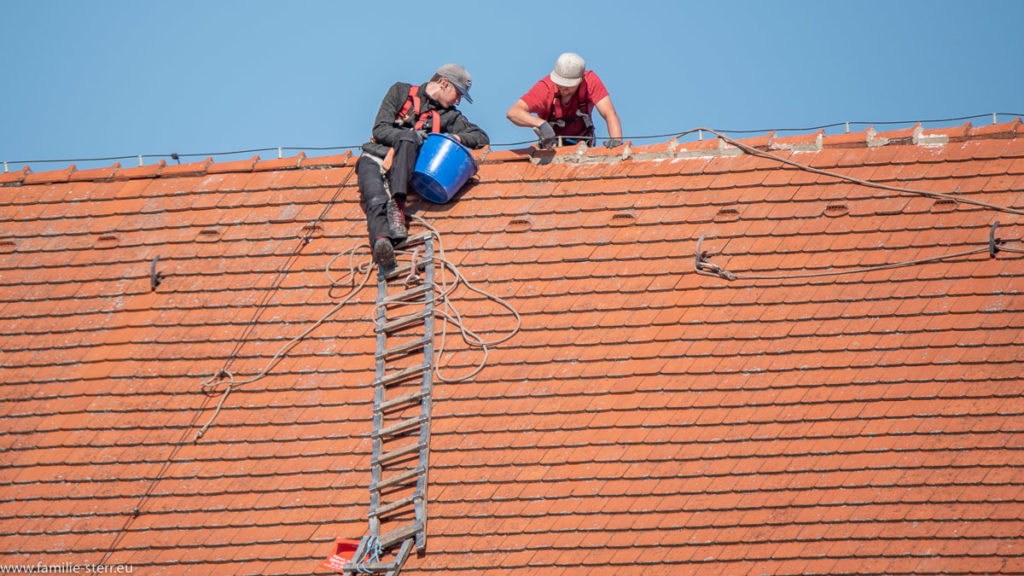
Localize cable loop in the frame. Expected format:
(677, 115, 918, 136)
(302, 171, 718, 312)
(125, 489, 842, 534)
(695, 223, 1019, 282)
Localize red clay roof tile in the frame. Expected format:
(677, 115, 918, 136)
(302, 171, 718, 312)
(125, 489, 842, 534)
(1, 120, 1023, 575)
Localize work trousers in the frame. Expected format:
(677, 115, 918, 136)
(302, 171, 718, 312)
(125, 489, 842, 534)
(356, 138, 420, 244)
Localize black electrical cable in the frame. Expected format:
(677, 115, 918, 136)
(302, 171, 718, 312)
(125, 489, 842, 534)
(4, 112, 1023, 167)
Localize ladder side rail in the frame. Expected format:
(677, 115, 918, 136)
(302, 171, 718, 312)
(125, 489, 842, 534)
(414, 236, 436, 551)
(369, 271, 389, 539)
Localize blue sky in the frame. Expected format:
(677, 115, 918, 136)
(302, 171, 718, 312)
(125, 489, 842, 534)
(2, 0, 1022, 172)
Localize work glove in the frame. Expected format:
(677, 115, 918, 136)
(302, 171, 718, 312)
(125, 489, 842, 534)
(414, 130, 428, 145)
(534, 121, 557, 149)
(604, 138, 623, 149)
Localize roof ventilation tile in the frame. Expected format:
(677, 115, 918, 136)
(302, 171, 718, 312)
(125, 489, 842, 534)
(823, 202, 850, 217)
(714, 206, 741, 222)
(609, 211, 637, 226)
(197, 228, 222, 242)
(506, 217, 532, 233)
(930, 198, 958, 213)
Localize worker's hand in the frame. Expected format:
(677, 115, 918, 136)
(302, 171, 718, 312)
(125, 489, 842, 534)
(604, 138, 623, 149)
(534, 122, 556, 148)
(414, 130, 428, 145)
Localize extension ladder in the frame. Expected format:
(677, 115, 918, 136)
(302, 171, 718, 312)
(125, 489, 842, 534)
(344, 231, 435, 576)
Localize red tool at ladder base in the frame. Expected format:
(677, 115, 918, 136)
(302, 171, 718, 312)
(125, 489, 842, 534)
(357, 63, 489, 273)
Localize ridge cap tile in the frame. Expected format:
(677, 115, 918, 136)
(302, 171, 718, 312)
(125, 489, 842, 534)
(207, 155, 259, 174)
(481, 147, 533, 164)
(23, 164, 76, 185)
(969, 117, 1022, 138)
(113, 159, 166, 180)
(302, 151, 353, 168)
(823, 128, 873, 148)
(874, 123, 920, 143)
(628, 138, 678, 156)
(734, 131, 774, 150)
(161, 157, 212, 177)
(0, 165, 31, 185)
(918, 121, 971, 144)
(770, 129, 824, 151)
(68, 162, 121, 182)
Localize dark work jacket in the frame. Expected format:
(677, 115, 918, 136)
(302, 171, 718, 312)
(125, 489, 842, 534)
(361, 81, 489, 158)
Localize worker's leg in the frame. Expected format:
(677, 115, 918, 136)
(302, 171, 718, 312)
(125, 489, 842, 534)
(387, 134, 421, 202)
(356, 155, 390, 246)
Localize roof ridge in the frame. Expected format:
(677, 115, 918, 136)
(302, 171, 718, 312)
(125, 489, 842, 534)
(2, 118, 1020, 186)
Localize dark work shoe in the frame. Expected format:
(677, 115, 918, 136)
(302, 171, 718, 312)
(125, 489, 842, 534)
(385, 199, 408, 242)
(372, 236, 396, 272)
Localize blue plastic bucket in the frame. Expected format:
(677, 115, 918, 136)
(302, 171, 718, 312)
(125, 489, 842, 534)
(411, 133, 478, 204)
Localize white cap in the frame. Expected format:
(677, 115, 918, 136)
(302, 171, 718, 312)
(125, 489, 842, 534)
(550, 52, 585, 87)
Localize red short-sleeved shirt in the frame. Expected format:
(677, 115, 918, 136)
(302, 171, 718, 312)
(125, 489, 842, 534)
(519, 70, 610, 137)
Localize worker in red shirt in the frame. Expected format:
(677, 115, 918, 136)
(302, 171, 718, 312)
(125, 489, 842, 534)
(507, 52, 623, 149)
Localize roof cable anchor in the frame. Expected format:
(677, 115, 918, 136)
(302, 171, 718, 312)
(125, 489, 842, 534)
(989, 221, 1003, 258)
(150, 255, 165, 291)
(694, 235, 735, 280)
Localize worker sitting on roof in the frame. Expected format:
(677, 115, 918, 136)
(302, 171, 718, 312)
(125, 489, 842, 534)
(358, 64, 489, 271)
(506, 52, 623, 149)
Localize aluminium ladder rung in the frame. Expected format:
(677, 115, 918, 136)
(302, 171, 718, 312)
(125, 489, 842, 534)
(372, 416, 426, 439)
(378, 284, 431, 308)
(342, 559, 394, 574)
(376, 363, 429, 387)
(376, 310, 431, 334)
(378, 391, 426, 413)
(373, 493, 419, 518)
(374, 442, 424, 466)
(395, 231, 431, 249)
(375, 336, 431, 361)
(383, 261, 427, 281)
(378, 522, 419, 549)
(372, 467, 422, 493)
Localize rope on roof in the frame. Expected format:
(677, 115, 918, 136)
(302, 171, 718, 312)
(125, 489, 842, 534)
(686, 127, 1024, 218)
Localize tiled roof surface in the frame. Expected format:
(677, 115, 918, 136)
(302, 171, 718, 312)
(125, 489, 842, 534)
(2, 119, 1023, 575)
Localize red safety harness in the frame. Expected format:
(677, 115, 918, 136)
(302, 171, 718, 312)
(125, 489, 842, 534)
(396, 85, 441, 133)
(548, 78, 594, 139)
(376, 85, 442, 171)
